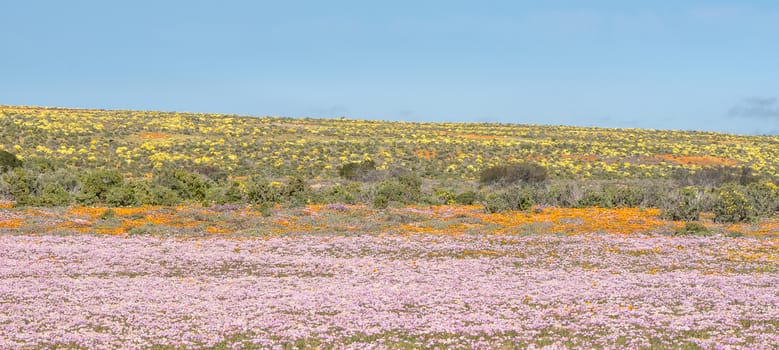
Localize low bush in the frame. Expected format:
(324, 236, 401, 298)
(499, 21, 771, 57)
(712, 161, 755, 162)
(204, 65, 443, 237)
(745, 181, 779, 217)
(245, 178, 283, 205)
(338, 160, 377, 181)
(672, 222, 711, 236)
(713, 183, 755, 223)
(661, 187, 703, 222)
(480, 162, 548, 185)
(0, 150, 22, 172)
(673, 166, 760, 188)
(372, 173, 422, 208)
(483, 186, 534, 213)
(314, 183, 362, 205)
(454, 191, 477, 205)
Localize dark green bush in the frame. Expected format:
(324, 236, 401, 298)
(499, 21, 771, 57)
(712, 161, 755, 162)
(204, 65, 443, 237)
(1, 168, 34, 202)
(713, 183, 755, 223)
(314, 183, 362, 205)
(0, 150, 22, 172)
(36, 183, 72, 207)
(454, 191, 477, 205)
(245, 178, 283, 205)
(154, 169, 211, 202)
(78, 170, 124, 205)
(745, 181, 779, 217)
(483, 186, 534, 213)
(480, 162, 549, 185)
(205, 181, 244, 205)
(104, 185, 138, 207)
(338, 160, 377, 181)
(372, 173, 422, 208)
(661, 187, 703, 222)
(673, 166, 760, 188)
(672, 222, 711, 236)
(576, 188, 614, 208)
(128, 179, 180, 206)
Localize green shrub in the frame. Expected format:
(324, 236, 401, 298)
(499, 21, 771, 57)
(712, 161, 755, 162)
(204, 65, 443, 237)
(454, 191, 477, 205)
(245, 178, 283, 205)
(672, 222, 711, 236)
(673, 166, 760, 188)
(661, 187, 703, 222)
(435, 189, 456, 205)
(104, 185, 138, 207)
(153, 169, 211, 202)
(338, 160, 377, 181)
(576, 188, 614, 208)
(0, 150, 22, 172)
(79, 170, 124, 204)
(483, 186, 534, 213)
(609, 185, 647, 207)
(36, 183, 72, 207)
(1, 168, 34, 202)
(205, 181, 244, 205)
(99, 208, 116, 220)
(314, 183, 362, 205)
(128, 179, 180, 206)
(713, 183, 755, 223)
(745, 181, 779, 217)
(372, 174, 422, 208)
(480, 162, 548, 185)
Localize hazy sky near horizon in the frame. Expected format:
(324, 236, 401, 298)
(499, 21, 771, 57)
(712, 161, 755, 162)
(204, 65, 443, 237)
(2, 1, 778, 135)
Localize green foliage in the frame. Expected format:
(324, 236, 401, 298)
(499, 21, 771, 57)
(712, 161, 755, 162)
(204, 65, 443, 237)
(205, 180, 244, 205)
(78, 170, 124, 205)
(480, 162, 549, 185)
(672, 222, 711, 236)
(36, 183, 72, 207)
(338, 160, 377, 181)
(713, 183, 755, 223)
(673, 166, 761, 188)
(153, 169, 211, 202)
(576, 188, 614, 208)
(314, 183, 362, 205)
(483, 186, 534, 213)
(745, 182, 779, 217)
(127, 179, 180, 206)
(434, 189, 456, 205)
(661, 187, 703, 222)
(104, 185, 138, 207)
(99, 208, 116, 220)
(0, 150, 22, 172)
(454, 191, 477, 205)
(1, 168, 34, 202)
(372, 173, 422, 208)
(245, 178, 283, 205)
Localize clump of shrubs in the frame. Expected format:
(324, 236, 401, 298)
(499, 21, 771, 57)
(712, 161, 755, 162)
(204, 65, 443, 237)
(480, 162, 548, 185)
(712, 183, 755, 223)
(338, 160, 378, 181)
(372, 173, 422, 209)
(672, 222, 711, 236)
(483, 186, 534, 213)
(0, 150, 22, 172)
(661, 187, 704, 222)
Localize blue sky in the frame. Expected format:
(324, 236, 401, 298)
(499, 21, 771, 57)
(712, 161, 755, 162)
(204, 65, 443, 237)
(2, 1, 778, 135)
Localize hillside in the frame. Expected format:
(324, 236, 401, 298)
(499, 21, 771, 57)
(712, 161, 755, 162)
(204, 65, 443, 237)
(2, 105, 778, 180)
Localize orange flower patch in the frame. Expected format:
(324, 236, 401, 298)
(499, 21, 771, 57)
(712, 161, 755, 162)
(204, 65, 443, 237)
(413, 149, 437, 160)
(0, 218, 22, 229)
(477, 207, 680, 235)
(0, 201, 15, 209)
(138, 132, 171, 139)
(655, 154, 739, 167)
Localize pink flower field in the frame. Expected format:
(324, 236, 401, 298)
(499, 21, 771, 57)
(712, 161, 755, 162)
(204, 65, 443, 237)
(2, 233, 778, 349)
